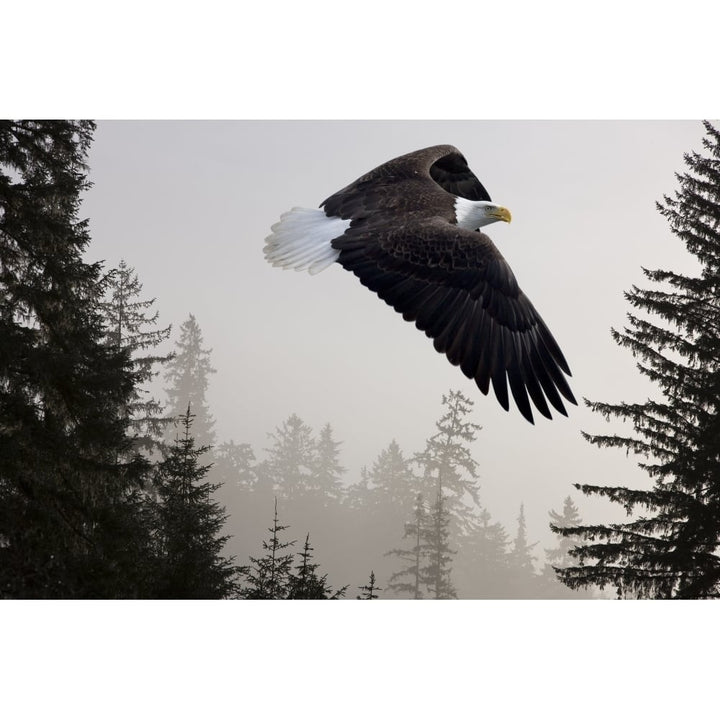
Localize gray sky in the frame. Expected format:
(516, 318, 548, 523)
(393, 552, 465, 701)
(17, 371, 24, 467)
(83, 120, 705, 550)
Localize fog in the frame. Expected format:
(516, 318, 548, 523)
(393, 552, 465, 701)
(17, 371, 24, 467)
(82, 119, 704, 596)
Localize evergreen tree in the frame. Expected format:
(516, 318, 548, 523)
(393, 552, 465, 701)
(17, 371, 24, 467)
(386, 493, 428, 598)
(0, 120, 154, 598)
(541, 496, 593, 598)
(214, 440, 257, 493)
(357, 570, 381, 599)
(261, 414, 315, 504)
(163, 314, 216, 449)
(287, 534, 347, 599)
(414, 390, 482, 540)
(99, 258, 173, 453)
(154, 406, 240, 599)
(507, 503, 538, 597)
(421, 492, 457, 599)
(459, 508, 511, 598)
(364, 439, 418, 514)
(310, 422, 346, 506)
(556, 121, 720, 599)
(239, 499, 296, 599)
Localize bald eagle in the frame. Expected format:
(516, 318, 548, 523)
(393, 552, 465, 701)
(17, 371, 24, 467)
(264, 145, 576, 424)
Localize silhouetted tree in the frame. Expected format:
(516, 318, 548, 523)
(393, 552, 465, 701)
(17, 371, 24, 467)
(557, 121, 720, 599)
(386, 493, 428, 598)
(287, 534, 347, 599)
(99, 258, 172, 453)
(0, 120, 155, 598)
(163, 314, 216, 450)
(153, 406, 240, 598)
(239, 499, 296, 599)
(357, 570, 381, 599)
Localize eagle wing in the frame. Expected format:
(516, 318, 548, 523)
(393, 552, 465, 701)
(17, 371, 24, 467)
(331, 217, 576, 423)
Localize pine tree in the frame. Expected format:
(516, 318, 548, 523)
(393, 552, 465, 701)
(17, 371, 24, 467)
(239, 499, 296, 599)
(541, 496, 593, 598)
(421, 492, 457, 599)
(153, 406, 240, 599)
(310, 422, 346, 506)
(556, 121, 720, 599)
(386, 493, 428, 598)
(507, 503, 538, 597)
(414, 390, 482, 540)
(261, 414, 315, 504)
(99, 258, 172, 453)
(287, 534, 347, 599)
(163, 314, 216, 450)
(0, 120, 155, 598)
(459, 508, 511, 598)
(365, 439, 418, 513)
(357, 570, 381, 599)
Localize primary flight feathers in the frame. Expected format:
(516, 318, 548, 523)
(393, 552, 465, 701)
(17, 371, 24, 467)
(264, 144, 576, 424)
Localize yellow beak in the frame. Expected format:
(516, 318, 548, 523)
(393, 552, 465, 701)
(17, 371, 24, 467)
(488, 205, 512, 224)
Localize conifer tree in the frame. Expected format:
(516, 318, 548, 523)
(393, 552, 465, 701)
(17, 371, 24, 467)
(261, 414, 315, 503)
(239, 499, 296, 599)
(364, 440, 418, 513)
(507, 503, 538, 597)
(357, 570, 381, 599)
(556, 121, 720, 599)
(415, 390, 482, 540)
(163, 314, 216, 450)
(386, 493, 428, 598)
(541, 496, 592, 598)
(310, 422, 346, 506)
(287, 534, 347, 599)
(458, 508, 511, 598)
(99, 258, 172, 452)
(153, 406, 240, 599)
(421, 492, 457, 599)
(0, 120, 154, 598)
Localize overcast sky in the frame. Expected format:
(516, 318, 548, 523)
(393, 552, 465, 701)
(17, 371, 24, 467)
(81, 120, 706, 549)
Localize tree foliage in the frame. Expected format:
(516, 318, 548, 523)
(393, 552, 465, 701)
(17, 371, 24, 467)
(557, 121, 720, 599)
(153, 405, 240, 598)
(0, 120, 156, 598)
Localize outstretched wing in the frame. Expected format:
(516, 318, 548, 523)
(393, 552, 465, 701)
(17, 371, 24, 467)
(331, 217, 576, 423)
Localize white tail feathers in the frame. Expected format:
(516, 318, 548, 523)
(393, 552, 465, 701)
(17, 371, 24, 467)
(263, 207, 351, 275)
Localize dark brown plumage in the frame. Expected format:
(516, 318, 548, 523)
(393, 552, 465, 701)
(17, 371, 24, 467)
(265, 145, 576, 423)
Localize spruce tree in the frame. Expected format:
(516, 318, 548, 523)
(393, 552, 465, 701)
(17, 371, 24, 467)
(310, 422, 346, 506)
(357, 570, 381, 599)
(556, 121, 720, 599)
(99, 258, 173, 453)
(0, 120, 154, 598)
(421, 492, 457, 599)
(153, 406, 240, 599)
(507, 503, 539, 597)
(287, 534, 347, 599)
(414, 390, 482, 539)
(542, 496, 593, 598)
(459, 508, 511, 598)
(386, 493, 428, 598)
(239, 499, 296, 599)
(163, 314, 216, 450)
(261, 414, 315, 504)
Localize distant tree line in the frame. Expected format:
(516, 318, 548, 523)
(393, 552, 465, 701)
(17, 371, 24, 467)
(3, 119, 719, 599)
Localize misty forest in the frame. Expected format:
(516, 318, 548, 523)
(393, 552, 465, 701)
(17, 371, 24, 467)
(3, 118, 720, 600)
